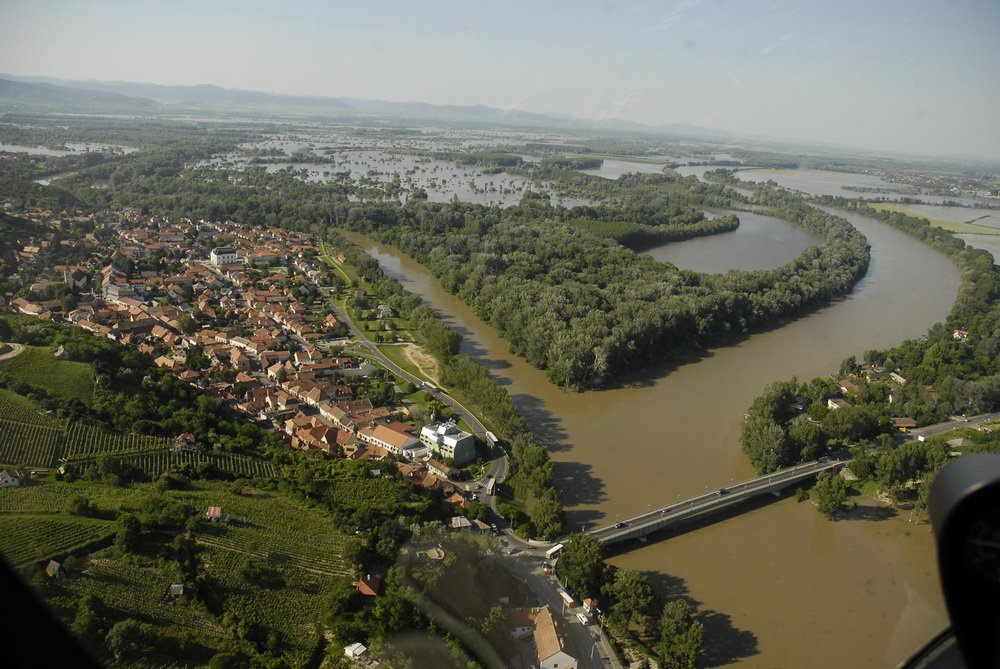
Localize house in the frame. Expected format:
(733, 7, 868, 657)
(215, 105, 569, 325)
(449, 515, 473, 530)
(837, 379, 861, 395)
(827, 398, 850, 411)
(893, 417, 918, 432)
(357, 574, 382, 597)
(46, 560, 62, 578)
(172, 433, 196, 451)
(427, 459, 459, 480)
(344, 642, 368, 660)
(358, 424, 420, 456)
(419, 420, 476, 466)
(0, 469, 22, 488)
(168, 583, 185, 598)
(511, 607, 578, 669)
(205, 506, 231, 523)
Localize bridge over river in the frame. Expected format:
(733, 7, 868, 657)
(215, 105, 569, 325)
(588, 458, 846, 547)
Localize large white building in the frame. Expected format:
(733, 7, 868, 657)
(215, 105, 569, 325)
(210, 247, 239, 266)
(419, 420, 476, 466)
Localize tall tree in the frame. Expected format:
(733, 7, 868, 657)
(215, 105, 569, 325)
(557, 533, 605, 600)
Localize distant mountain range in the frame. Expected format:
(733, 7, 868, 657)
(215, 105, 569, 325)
(0, 73, 735, 141)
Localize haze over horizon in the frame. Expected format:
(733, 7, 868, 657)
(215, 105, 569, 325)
(2, 0, 999, 160)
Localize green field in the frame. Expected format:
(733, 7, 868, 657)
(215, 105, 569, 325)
(0, 390, 278, 481)
(0, 514, 115, 567)
(0, 345, 95, 405)
(15, 481, 360, 667)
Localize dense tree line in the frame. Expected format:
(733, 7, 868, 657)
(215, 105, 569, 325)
(557, 533, 703, 668)
(325, 232, 564, 538)
(741, 204, 1000, 515)
(346, 189, 868, 390)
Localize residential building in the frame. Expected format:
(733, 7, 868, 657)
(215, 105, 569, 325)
(358, 424, 419, 455)
(210, 247, 239, 266)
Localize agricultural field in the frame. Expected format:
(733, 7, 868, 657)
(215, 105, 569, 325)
(0, 514, 115, 568)
(0, 420, 62, 467)
(62, 422, 172, 459)
(0, 345, 95, 405)
(0, 389, 66, 467)
(0, 388, 63, 426)
(21, 481, 360, 667)
(187, 486, 358, 666)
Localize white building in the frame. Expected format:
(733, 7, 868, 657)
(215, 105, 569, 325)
(210, 247, 239, 266)
(419, 420, 476, 466)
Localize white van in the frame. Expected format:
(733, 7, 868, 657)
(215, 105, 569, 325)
(576, 612, 590, 625)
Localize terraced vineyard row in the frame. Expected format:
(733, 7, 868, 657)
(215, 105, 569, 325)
(194, 532, 352, 576)
(0, 419, 62, 467)
(197, 541, 342, 668)
(0, 515, 115, 568)
(63, 422, 172, 458)
(64, 448, 277, 480)
(61, 557, 227, 637)
(0, 389, 62, 427)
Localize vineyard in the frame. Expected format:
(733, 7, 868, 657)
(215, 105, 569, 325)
(0, 514, 115, 568)
(187, 486, 357, 666)
(63, 448, 278, 480)
(0, 393, 278, 479)
(0, 390, 66, 467)
(0, 389, 63, 427)
(62, 422, 172, 459)
(0, 420, 62, 467)
(56, 557, 228, 638)
(328, 476, 410, 513)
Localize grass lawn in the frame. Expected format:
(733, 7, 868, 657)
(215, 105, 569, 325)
(0, 345, 94, 405)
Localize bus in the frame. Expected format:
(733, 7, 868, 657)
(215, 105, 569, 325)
(545, 543, 564, 560)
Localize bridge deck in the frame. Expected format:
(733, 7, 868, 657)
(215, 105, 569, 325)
(589, 458, 845, 546)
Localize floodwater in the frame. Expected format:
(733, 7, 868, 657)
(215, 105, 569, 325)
(342, 201, 960, 667)
(579, 159, 668, 180)
(739, 168, 999, 208)
(644, 210, 823, 272)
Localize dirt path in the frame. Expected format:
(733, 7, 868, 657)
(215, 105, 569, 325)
(0, 342, 25, 362)
(399, 343, 441, 385)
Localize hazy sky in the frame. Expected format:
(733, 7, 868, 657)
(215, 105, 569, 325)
(2, 0, 999, 159)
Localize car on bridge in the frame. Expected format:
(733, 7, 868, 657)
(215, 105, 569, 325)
(716, 487, 729, 495)
(614, 522, 628, 528)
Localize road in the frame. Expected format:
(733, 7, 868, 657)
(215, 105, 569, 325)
(0, 342, 25, 362)
(505, 552, 623, 669)
(901, 412, 1000, 442)
(318, 287, 511, 490)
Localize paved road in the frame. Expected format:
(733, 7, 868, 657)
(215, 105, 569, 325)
(901, 412, 1000, 442)
(504, 553, 623, 669)
(319, 288, 511, 490)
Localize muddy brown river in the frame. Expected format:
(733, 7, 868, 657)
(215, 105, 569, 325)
(342, 203, 961, 667)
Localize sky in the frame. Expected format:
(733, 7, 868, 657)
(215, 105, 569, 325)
(2, 0, 999, 160)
